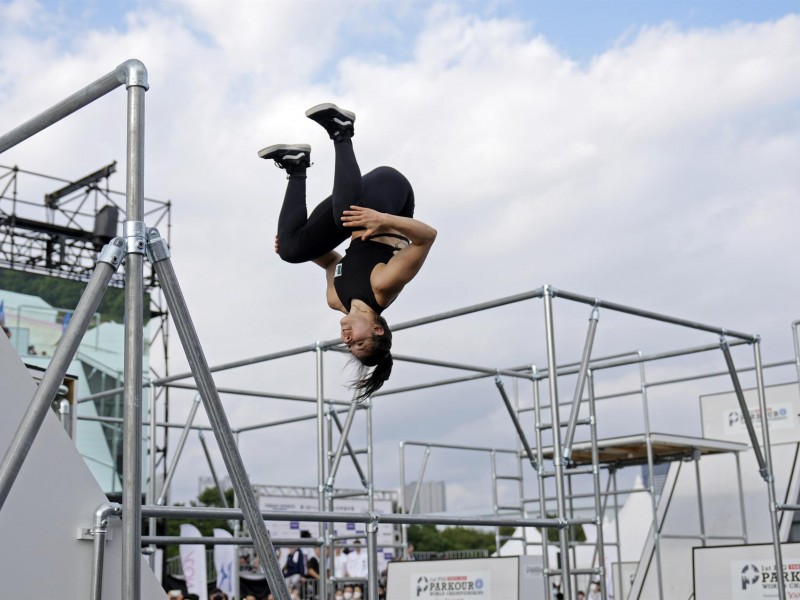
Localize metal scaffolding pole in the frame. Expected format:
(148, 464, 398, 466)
(408, 447, 431, 516)
(553, 287, 757, 341)
(328, 403, 368, 488)
(198, 431, 228, 507)
(315, 344, 328, 600)
(753, 340, 786, 598)
(121, 64, 148, 600)
(588, 373, 607, 598)
(542, 285, 572, 599)
(495, 376, 539, 471)
(0, 62, 135, 153)
(720, 341, 768, 475)
(639, 359, 665, 599)
(156, 394, 201, 506)
(562, 307, 599, 461)
(146, 228, 289, 600)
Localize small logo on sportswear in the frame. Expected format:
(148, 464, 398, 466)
(335, 264, 342, 277)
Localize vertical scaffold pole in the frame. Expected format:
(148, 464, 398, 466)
(147, 382, 158, 569)
(638, 357, 665, 599)
(315, 344, 328, 600)
(753, 340, 786, 599)
(532, 368, 551, 599)
(587, 373, 607, 598)
(121, 60, 148, 600)
(542, 285, 571, 599)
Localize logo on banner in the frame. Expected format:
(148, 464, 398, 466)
(413, 572, 490, 598)
(731, 560, 800, 598)
(741, 564, 759, 590)
(724, 403, 793, 435)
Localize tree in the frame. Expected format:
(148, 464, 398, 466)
(407, 524, 501, 555)
(164, 486, 235, 559)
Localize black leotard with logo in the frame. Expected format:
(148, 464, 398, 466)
(333, 234, 409, 314)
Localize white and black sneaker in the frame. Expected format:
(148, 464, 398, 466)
(258, 143, 312, 175)
(305, 103, 355, 140)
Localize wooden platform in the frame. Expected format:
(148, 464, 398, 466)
(543, 433, 747, 466)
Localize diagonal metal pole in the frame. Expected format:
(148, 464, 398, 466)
(720, 340, 767, 476)
(146, 228, 290, 600)
(328, 405, 369, 488)
(494, 376, 539, 471)
(408, 447, 431, 515)
(156, 394, 201, 505)
(562, 307, 599, 462)
(198, 430, 229, 508)
(0, 238, 124, 510)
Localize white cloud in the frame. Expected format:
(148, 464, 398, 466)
(1, 3, 799, 509)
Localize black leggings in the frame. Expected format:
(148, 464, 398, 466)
(276, 139, 415, 263)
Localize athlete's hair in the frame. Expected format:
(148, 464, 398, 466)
(351, 315, 392, 401)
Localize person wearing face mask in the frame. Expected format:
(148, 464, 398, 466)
(352, 584, 364, 599)
(342, 584, 355, 600)
(334, 590, 345, 600)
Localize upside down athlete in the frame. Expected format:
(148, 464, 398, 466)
(259, 103, 437, 399)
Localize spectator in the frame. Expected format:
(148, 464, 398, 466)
(343, 584, 354, 600)
(307, 546, 321, 579)
(346, 540, 368, 580)
(353, 584, 364, 599)
(334, 590, 344, 600)
(588, 581, 602, 600)
(577, 591, 586, 600)
(334, 546, 348, 581)
(283, 545, 306, 588)
(403, 543, 416, 561)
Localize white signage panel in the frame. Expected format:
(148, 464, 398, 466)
(694, 543, 800, 599)
(388, 557, 533, 600)
(257, 494, 397, 570)
(700, 382, 800, 445)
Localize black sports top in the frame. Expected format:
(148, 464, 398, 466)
(334, 234, 409, 314)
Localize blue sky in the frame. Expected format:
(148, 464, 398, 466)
(35, 0, 800, 63)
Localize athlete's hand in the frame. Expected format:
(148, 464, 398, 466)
(341, 205, 387, 239)
(274, 235, 279, 254)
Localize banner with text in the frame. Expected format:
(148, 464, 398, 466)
(694, 543, 800, 599)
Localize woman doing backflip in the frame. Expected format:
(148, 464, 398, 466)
(259, 104, 437, 399)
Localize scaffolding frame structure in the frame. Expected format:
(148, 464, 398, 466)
(0, 60, 793, 600)
(78, 284, 792, 600)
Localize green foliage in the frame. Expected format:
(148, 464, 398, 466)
(164, 487, 235, 559)
(0, 267, 149, 323)
(407, 524, 499, 555)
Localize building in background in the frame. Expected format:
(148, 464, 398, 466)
(0, 163, 171, 498)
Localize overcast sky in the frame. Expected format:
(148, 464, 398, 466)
(1, 0, 799, 512)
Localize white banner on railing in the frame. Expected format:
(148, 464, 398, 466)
(180, 524, 208, 600)
(214, 528, 234, 596)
